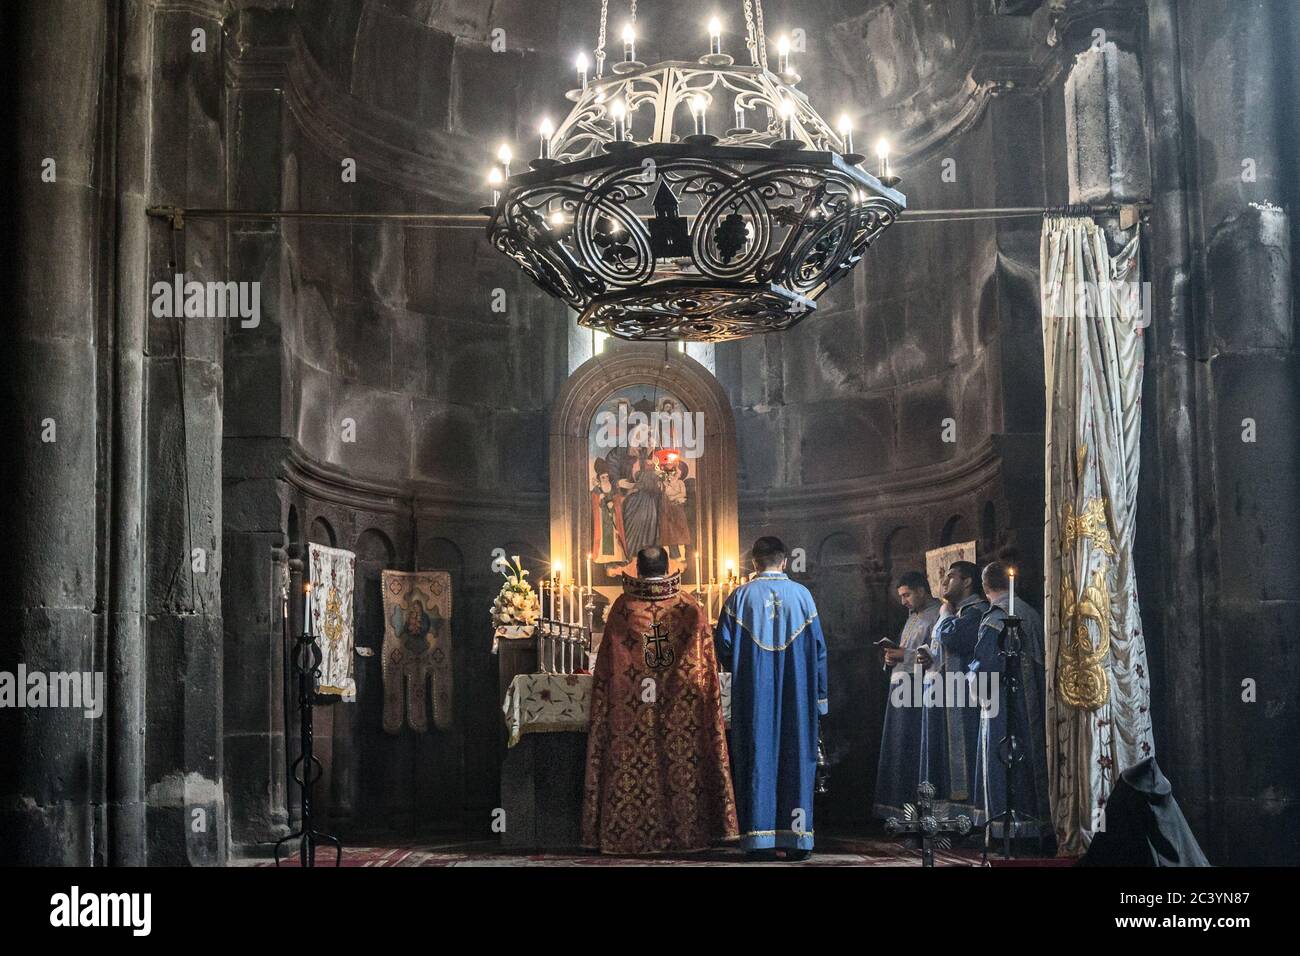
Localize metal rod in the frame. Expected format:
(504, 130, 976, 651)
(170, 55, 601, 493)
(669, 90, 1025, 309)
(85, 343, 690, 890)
(147, 201, 1152, 230)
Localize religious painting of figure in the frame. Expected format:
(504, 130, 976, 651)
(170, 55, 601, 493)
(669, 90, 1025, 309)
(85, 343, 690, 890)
(381, 570, 454, 734)
(587, 386, 700, 582)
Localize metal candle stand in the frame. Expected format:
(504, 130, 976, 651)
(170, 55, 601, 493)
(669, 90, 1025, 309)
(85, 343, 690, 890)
(275, 577, 342, 867)
(981, 614, 1043, 862)
(535, 612, 592, 676)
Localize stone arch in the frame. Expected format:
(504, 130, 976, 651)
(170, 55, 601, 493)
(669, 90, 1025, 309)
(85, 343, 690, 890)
(310, 514, 337, 547)
(940, 513, 971, 546)
(354, 527, 396, 565)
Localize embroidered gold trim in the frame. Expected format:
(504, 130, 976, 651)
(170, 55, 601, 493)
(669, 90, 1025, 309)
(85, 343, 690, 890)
(1057, 563, 1112, 711)
(724, 604, 819, 651)
(743, 829, 815, 837)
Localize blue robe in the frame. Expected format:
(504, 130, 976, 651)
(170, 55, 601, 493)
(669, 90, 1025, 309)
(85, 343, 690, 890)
(873, 598, 941, 817)
(715, 571, 827, 852)
(929, 594, 991, 813)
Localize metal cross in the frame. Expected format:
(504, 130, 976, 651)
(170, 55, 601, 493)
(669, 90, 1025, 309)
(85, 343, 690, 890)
(885, 781, 973, 867)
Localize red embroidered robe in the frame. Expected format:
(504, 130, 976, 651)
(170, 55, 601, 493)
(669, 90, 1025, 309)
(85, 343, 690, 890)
(581, 579, 737, 854)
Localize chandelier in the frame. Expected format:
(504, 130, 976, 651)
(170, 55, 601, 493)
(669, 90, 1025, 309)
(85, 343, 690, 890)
(481, 1, 906, 342)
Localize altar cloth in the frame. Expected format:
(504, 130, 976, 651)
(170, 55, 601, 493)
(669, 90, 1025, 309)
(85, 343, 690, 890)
(502, 671, 731, 747)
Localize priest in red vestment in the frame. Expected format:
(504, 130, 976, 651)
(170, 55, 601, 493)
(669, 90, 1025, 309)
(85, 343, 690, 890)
(581, 546, 738, 854)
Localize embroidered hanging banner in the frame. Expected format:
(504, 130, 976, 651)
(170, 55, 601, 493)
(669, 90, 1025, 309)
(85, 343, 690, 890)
(381, 570, 453, 733)
(1041, 216, 1153, 855)
(308, 543, 357, 702)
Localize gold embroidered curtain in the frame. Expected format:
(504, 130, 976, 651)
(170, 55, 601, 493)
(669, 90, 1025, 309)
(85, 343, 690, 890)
(1041, 217, 1154, 855)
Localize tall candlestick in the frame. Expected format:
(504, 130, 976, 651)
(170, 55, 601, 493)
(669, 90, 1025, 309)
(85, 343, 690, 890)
(695, 550, 702, 589)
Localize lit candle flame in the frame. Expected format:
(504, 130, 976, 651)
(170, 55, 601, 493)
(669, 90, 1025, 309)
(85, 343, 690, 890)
(497, 142, 512, 165)
(539, 116, 554, 137)
(708, 16, 721, 38)
(875, 137, 891, 160)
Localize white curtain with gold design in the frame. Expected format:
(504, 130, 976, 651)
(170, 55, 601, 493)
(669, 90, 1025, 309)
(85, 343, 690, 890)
(1041, 217, 1154, 855)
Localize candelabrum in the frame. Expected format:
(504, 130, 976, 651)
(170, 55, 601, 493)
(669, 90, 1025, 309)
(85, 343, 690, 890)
(982, 615, 1046, 861)
(275, 567, 342, 867)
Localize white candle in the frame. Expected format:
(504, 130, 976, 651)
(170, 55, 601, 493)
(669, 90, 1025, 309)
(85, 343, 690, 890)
(708, 16, 722, 56)
(1009, 569, 1016, 616)
(576, 52, 589, 89)
(303, 583, 312, 636)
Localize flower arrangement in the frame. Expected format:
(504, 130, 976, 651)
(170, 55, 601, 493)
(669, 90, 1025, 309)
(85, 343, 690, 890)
(491, 555, 540, 630)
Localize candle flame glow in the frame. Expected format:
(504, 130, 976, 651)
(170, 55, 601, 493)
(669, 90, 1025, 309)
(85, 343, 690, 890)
(837, 113, 852, 135)
(622, 23, 635, 43)
(690, 95, 707, 116)
(708, 16, 721, 37)
(575, 52, 588, 71)
(777, 35, 790, 56)
(875, 137, 891, 160)
(497, 142, 512, 164)
(539, 116, 554, 137)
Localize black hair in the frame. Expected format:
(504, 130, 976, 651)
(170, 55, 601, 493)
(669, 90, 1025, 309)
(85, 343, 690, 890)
(948, 560, 982, 593)
(983, 560, 1011, 592)
(636, 546, 670, 577)
(751, 536, 786, 569)
(896, 570, 930, 593)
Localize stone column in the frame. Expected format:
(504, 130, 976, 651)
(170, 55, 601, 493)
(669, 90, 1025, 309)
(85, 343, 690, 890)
(0, 1, 111, 865)
(1174, 0, 1299, 865)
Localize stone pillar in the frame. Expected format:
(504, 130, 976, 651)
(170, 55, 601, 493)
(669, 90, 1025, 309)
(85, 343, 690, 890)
(0, 1, 111, 865)
(220, 5, 293, 850)
(139, 2, 228, 865)
(1063, 41, 1152, 204)
(1176, 0, 1299, 865)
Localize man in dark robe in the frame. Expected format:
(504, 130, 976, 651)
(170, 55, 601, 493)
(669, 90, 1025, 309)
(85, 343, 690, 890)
(581, 547, 737, 854)
(918, 561, 990, 815)
(873, 570, 942, 818)
(716, 536, 827, 861)
(1078, 758, 1209, 866)
(977, 560, 1051, 840)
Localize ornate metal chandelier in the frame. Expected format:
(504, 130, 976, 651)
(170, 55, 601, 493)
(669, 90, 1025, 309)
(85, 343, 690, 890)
(482, 1, 906, 342)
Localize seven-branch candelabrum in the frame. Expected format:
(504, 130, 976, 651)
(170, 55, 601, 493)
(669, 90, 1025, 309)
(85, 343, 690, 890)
(481, 13, 905, 343)
(536, 578, 592, 675)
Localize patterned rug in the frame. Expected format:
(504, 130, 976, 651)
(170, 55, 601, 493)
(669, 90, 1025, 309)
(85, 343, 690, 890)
(246, 836, 999, 867)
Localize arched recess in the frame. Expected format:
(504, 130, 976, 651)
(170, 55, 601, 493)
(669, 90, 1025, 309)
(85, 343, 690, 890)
(310, 515, 337, 548)
(940, 513, 971, 546)
(549, 344, 738, 600)
(883, 525, 921, 584)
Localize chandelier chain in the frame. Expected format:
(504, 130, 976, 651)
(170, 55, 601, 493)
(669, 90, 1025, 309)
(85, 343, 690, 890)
(742, 0, 758, 65)
(754, 0, 767, 68)
(595, 0, 609, 77)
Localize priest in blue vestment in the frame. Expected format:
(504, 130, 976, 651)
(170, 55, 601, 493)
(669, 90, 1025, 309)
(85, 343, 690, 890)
(715, 536, 828, 860)
(873, 570, 942, 818)
(917, 561, 989, 815)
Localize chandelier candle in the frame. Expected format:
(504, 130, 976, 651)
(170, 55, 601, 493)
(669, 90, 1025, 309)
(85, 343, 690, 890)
(691, 95, 707, 136)
(876, 138, 891, 180)
(611, 99, 627, 141)
(539, 117, 554, 159)
(779, 98, 795, 140)
(708, 16, 722, 56)
(734, 97, 745, 129)
(487, 167, 503, 205)
(623, 23, 635, 63)
(777, 35, 790, 75)
(576, 52, 589, 89)
(838, 114, 853, 154)
(1009, 568, 1016, 616)
(496, 143, 512, 177)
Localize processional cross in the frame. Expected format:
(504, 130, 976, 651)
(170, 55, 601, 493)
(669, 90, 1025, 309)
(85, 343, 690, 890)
(885, 781, 973, 867)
